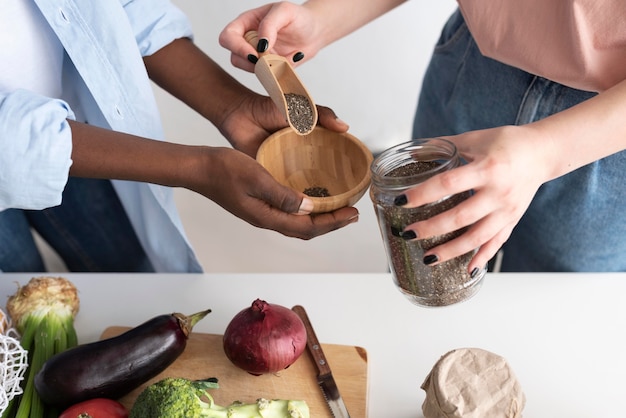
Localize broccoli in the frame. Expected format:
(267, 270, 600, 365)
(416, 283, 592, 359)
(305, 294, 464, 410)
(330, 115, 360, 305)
(129, 377, 310, 418)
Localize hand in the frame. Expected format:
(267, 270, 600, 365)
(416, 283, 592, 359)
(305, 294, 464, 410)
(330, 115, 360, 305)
(143, 37, 348, 158)
(184, 146, 359, 239)
(219, 91, 349, 158)
(68, 121, 359, 240)
(397, 125, 553, 272)
(219, 2, 322, 72)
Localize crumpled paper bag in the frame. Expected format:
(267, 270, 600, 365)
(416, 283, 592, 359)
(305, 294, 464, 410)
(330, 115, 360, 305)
(421, 347, 525, 418)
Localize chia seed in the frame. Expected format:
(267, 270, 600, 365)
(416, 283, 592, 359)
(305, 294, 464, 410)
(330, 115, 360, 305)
(303, 186, 331, 197)
(285, 93, 314, 134)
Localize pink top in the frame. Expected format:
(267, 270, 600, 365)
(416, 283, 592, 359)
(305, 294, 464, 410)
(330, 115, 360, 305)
(457, 0, 626, 92)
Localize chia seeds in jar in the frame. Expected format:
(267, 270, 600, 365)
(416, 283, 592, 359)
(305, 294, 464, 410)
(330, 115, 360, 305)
(369, 138, 486, 307)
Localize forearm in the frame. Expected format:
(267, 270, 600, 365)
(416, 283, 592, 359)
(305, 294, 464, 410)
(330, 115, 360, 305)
(303, 0, 407, 47)
(143, 37, 256, 129)
(530, 78, 626, 181)
(68, 120, 205, 189)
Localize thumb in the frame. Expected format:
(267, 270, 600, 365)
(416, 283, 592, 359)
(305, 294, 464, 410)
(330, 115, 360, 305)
(258, 174, 314, 215)
(317, 105, 349, 132)
(256, 3, 300, 49)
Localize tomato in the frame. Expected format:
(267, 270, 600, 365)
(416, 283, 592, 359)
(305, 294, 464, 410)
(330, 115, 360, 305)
(58, 398, 129, 418)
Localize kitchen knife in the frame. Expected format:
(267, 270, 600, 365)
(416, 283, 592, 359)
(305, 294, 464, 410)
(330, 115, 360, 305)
(292, 305, 351, 418)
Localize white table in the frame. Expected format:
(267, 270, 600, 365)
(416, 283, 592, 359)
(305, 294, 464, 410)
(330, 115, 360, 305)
(2, 272, 624, 417)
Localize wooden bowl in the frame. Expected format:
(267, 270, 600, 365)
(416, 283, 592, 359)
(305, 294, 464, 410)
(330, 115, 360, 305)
(257, 127, 374, 213)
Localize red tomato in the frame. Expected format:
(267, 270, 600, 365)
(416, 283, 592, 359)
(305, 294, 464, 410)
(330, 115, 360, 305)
(58, 398, 129, 418)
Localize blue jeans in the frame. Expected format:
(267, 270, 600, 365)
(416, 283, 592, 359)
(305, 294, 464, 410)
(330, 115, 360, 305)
(0, 178, 154, 272)
(413, 9, 626, 271)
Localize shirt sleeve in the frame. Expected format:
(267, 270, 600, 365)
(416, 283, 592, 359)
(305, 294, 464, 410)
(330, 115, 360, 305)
(0, 89, 74, 211)
(121, 0, 194, 57)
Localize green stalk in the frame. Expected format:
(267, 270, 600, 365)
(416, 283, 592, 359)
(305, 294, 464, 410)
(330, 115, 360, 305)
(41, 314, 57, 416)
(52, 315, 66, 353)
(5, 277, 80, 418)
(64, 317, 78, 348)
(15, 315, 51, 418)
(2, 315, 44, 418)
(1, 397, 18, 418)
(15, 315, 38, 351)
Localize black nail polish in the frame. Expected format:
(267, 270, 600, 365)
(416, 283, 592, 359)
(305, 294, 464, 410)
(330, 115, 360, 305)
(257, 38, 269, 53)
(394, 194, 408, 206)
(423, 254, 439, 265)
(247, 54, 258, 64)
(470, 267, 480, 278)
(400, 230, 417, 240)
(293, 51, 304, 62)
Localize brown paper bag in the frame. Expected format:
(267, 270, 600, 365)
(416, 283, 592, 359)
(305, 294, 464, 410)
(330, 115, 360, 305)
(421, 348, 525, 418)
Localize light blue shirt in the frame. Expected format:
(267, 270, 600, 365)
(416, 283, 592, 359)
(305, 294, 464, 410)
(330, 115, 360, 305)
(0, 0, 202, 272)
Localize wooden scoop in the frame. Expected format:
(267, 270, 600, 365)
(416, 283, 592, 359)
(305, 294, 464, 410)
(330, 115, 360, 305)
(245, 31, 318, 135)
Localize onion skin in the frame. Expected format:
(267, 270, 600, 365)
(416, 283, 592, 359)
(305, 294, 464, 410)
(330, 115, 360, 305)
(223, 299, 307, 375)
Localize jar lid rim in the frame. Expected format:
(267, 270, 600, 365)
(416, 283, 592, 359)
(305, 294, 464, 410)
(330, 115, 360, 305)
(370, 138, 459, 182)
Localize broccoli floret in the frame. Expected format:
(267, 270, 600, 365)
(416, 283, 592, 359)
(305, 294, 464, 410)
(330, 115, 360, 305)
(129, 377, 217, 417)
(129, 377, 310, 418)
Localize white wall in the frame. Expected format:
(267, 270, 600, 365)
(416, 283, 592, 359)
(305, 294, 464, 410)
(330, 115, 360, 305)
(155, 1, 458, 273)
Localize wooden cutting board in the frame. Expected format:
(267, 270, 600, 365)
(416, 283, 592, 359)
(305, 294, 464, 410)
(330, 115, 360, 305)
(100, 327, 368, 417)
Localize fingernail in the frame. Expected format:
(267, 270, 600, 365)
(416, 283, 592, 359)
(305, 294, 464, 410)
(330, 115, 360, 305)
(348, 213, 360, 223)
(394, 194, 408, 206)
(293, 51, 304, 62)
(297, 197, 313, 215)
(423, 254, 439, 265)
(247, 54, 258, 64)
(470, 267, 481, 278)
(257, 38, 269, 53)
(400, 230, 417, 240)
(335, 117, 349, 128)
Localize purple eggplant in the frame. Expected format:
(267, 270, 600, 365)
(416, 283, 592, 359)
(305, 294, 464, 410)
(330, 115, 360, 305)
(34, 309, 210, 408)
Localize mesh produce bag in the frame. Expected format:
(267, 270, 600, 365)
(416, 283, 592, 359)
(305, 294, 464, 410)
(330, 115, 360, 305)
(0, 309, 29, 414)
(421, 347, 525, 418)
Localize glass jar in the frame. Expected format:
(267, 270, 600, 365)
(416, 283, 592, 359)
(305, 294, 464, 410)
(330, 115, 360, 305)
(370, 138, 485, 307)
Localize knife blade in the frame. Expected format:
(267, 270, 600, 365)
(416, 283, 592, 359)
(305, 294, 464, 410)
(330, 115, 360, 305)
(292, 305, 351, 418)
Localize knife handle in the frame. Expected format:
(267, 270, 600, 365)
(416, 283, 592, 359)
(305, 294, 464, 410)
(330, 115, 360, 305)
(292, 305, 333, 377)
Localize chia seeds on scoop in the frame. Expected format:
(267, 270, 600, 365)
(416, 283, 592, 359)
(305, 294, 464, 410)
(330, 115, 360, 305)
(285, 93, 314, 134)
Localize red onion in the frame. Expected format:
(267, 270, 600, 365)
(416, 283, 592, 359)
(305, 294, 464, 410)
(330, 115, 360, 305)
(223, 299, 307, 375)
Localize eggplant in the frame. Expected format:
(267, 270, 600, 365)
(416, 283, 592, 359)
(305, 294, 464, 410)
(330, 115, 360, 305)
(34, 308, 211, 408)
